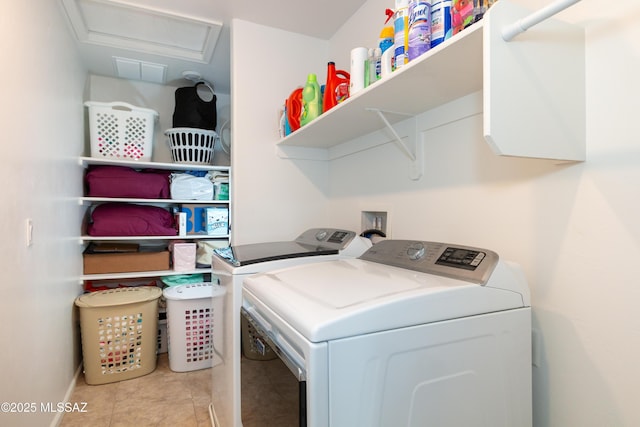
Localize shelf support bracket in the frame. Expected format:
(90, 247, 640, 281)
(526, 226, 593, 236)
(367, 108, 415, 160)
(366, 108, 423, 180)
(501, 0, 582, 41)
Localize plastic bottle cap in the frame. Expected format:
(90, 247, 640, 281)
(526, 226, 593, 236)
(380, 26, 394, 39)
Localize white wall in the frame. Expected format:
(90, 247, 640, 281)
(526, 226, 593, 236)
(0, 3, 86, 427)
(230, 20, 332, 244)
(324, 0, 640, 426)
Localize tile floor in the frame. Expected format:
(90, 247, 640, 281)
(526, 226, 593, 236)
(59, 353, 212, 427)
(59, 353, 299, 427)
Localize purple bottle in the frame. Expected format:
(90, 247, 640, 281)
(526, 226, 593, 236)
(408, 0, 432, 61)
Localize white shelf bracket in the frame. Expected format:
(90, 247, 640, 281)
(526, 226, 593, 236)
(366, 108, 423, 180)
(367, 108, 415, 160)
(501, 0, 582, 41)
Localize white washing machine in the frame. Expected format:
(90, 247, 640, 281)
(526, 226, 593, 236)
(209, 228, 372, 427)
(242, 239, 532, 427)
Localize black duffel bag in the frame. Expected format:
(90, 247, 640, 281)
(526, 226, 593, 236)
(172, 82, 217, 131)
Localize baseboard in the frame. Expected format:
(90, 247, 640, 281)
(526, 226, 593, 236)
(50, 363, 83, 427)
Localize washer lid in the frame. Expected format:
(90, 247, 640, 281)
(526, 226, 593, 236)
(214, 241, 338, 267)
(243, 258, 529, 343)
(212, 228, 360, 267)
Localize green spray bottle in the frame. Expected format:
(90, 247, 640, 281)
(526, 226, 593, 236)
(300, 73, 322, 127)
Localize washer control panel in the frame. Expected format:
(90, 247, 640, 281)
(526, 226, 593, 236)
(296, 228, 356, 250)
(360, 240, 499, 285)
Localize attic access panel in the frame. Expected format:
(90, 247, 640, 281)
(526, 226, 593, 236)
(60, 0, 222, 63)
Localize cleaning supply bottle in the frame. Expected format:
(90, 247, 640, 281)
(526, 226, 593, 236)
(376, 9, 395, 77)
(430, 0, 452, 48)
(349, 47, 368, 96)
(380, 47, 394, 78)
(407, 0, 432, 61)
(394, 0, 410, 69)
(286, 87, 303, 132)
(379, 10, 395, 55)
(323, 62, 350, 112)
(372, 47, 382, 81)
(300, 73, 322, 127)
(368, 48, 377, 86)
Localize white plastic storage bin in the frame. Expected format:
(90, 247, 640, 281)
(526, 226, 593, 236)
(75, 286, 162, 385)
(163, 282, 225, 372)
(85, 101, 158, 161)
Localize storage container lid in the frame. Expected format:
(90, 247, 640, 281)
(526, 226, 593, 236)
(163, 282, 225, 300)
(75, 286, 162, 308)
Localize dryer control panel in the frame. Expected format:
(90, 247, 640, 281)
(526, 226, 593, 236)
(295, 228, 356, 249)
(360, 240, 499, 285)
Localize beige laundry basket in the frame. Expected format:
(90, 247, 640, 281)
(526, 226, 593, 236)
(75, 286, 162, 385)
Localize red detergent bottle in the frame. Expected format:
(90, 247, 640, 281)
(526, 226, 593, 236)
(286, 87, 303, 132)
(323, 62, 351, 112)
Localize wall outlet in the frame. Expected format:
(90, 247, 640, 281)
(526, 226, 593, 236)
(25, 218, 33, 247)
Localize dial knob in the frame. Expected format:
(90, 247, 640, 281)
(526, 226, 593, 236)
(407, 242, 426, 260)
(315, 230, 328, 241)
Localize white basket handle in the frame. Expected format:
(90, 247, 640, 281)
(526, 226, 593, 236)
(84, 101, 159, 118)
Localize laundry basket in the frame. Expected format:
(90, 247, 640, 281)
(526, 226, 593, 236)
(166, 127, 217, 165)
(241, 313, 277, 361)
(163, 282, 225, 372)
(157, 309, 168, 354)
(85, 101, 158, 161)
(75, 286, 162, 385)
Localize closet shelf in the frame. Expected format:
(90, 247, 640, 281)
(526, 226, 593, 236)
(80, 196, 230, 206)
(81, 268, 211, 282)
(79, 156, 230, 172)
(79, 156, 232, 284)
(80, 234, 229, 243)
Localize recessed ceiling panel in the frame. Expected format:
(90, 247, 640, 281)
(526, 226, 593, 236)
(61, 0, 222, 63)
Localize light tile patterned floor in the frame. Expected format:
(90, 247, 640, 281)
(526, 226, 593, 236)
(59, 353, 300, 427)
(59, 353, 212, 427)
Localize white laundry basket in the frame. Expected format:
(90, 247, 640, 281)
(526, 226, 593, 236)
(165, 127, 217, 165)
(85, 101, 158, 161)
(163, 282, 225, 372)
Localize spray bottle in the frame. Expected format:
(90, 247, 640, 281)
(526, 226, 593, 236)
(378, 9, 395, 79)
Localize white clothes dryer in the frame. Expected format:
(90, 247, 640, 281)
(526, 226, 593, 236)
(209, 228, 371, 427)
(242, 239, 532, 427)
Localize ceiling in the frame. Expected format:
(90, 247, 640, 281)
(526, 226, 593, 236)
(60, 0, 368, 94)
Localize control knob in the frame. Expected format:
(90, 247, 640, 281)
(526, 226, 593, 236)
(407, 242, 426, 260)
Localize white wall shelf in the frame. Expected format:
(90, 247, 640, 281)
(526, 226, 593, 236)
(79, 156, 230, 172)
(79, 196, 230, 206)
(80, 234, 229, 243)
(276, 0, 585, 163)
(81, 268, 210, 282)
(278, 21, 484, 149)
